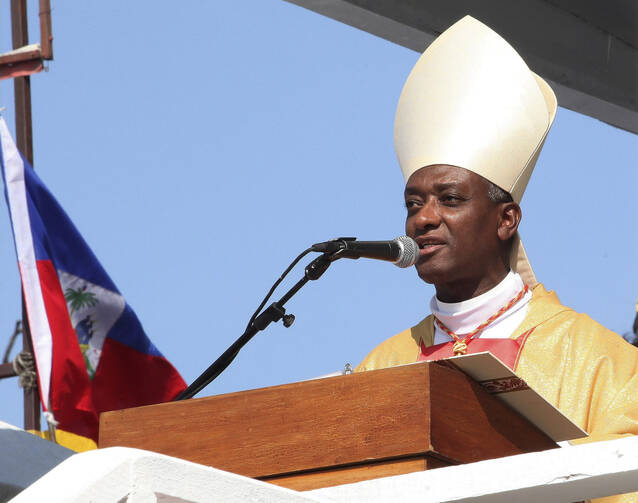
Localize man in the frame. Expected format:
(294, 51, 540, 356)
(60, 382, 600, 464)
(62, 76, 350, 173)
(356, 16, 638, 503)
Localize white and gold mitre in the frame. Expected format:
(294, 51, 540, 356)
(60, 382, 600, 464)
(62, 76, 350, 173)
(394, 16, 557, 286)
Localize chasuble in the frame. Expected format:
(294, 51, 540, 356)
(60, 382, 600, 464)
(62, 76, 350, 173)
(356, 284, 638, 502)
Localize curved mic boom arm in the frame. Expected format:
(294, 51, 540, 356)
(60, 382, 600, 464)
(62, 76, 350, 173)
(174, 250, 341, 401)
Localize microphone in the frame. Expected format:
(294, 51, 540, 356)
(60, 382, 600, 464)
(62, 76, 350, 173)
(311, 236, 418, 268)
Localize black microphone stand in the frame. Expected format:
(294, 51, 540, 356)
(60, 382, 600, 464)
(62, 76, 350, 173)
(174, 251, 339, 401)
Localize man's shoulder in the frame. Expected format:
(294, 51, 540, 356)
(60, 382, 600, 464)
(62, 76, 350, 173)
(523, 283, 579, 329)
(527, 283, 625, 344)
(354, 316, 433, 372)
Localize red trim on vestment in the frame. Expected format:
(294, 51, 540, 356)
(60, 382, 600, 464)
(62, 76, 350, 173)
(418, 328, 536, 370)
(512, 328, 535, 371)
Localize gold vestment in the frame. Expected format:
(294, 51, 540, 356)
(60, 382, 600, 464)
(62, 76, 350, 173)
(356, 284, 638, 503)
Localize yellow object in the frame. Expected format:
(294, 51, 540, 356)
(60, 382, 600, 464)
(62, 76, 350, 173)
(394, 16, 556, 202)
(356, 284, 638, 502)
(28, 428, 97, 452)
(393, 16, 558, 288)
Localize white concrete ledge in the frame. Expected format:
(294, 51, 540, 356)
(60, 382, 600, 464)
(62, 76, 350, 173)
(9, 446, 328, 503)
(10, 434, 638, 502)
(310, 436, 638, 502)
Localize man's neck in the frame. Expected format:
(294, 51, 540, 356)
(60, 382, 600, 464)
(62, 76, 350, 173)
(434, 268, 510, 303)
(430, 270, 532, 344)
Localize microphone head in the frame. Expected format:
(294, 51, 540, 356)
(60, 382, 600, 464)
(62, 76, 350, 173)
(394, 236, 419, 268)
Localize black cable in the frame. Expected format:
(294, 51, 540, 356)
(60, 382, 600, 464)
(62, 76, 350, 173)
(244, 247, 313, 332)
(175, 247, 327, 401)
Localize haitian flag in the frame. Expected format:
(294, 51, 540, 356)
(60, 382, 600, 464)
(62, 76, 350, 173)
(0, 117, 186, 450)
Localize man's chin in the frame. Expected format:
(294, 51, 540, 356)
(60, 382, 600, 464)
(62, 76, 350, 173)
(415, 264, 447, 285)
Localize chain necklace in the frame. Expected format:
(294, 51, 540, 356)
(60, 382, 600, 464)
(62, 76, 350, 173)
(434, 284, 529, 355)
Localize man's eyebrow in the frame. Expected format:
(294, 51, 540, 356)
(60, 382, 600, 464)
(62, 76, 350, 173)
(434, 180, 464, 190)
(404, 181, 461, 195)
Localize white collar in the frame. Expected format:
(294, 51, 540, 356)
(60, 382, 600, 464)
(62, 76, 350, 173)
(430, 271, 530, 336)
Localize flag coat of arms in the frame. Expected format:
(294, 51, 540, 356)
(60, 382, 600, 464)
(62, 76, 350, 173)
(0, 117, 186, 449)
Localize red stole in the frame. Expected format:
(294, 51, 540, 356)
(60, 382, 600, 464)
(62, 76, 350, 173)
(418, 328, 535, 371)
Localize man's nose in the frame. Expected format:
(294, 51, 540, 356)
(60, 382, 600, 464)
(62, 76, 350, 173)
(415, 199, 441, 228)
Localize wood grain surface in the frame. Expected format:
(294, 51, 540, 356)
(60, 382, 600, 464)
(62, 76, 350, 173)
(429, 362, 557, 463)
(261, 454, 451, 491)
(99, 361, 556, 489)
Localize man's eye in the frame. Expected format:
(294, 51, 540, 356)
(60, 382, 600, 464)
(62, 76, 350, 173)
(405, 200, 420, 209)
(441, 194, 461, 203)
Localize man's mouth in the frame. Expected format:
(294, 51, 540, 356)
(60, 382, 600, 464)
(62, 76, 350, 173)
(415, 237, 446, 256)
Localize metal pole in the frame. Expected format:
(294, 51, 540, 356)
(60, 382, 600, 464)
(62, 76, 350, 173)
(38, 0, 53, 60)
(11, 0, 34, 164)
(11, 0, 41, 431)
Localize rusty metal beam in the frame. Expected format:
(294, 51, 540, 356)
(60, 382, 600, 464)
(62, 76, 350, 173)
(11, 0, 40, 431)
(38, 0, 53, 60)
(21, 301, 40, 431)
(0, 48, 41, 66)
(0, 363, 17, 379)
(11, 0, 34, 166)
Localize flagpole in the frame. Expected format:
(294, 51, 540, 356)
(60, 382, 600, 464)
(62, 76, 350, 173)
(11, 0, 41, 432)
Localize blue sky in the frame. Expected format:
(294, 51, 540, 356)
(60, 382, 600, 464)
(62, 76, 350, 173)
(0, 1, 636, 429)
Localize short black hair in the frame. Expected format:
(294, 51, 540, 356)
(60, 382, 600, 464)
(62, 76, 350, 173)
(486, 181, 513, 204)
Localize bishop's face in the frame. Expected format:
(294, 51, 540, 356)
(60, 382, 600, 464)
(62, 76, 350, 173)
(404, 165, 507, 301)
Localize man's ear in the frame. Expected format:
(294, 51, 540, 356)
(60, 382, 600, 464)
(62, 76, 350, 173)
(497, 202, 521, 242)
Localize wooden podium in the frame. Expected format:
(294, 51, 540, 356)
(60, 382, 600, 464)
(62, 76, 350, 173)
(99, 361, 556, 491)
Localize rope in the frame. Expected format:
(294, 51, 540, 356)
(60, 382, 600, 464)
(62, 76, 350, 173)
(435, 284, 529, 356)
(43, 411, 59, 427)
(12, 351, 37, 389)
(43, 411, 59, 444)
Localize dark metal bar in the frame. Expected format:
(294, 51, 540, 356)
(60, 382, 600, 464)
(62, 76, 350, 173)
(0, 363, 17, 379)
(12, 0, 40, 431)
(38, 0, 53, 60)
(12, 0, 34, 166)
(10, 78, 33, 151)
(20, 303, 40, 429)
(21, 301, 40, 430)
(10, 0, 29, 49)
(0, 48, 41, 66)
